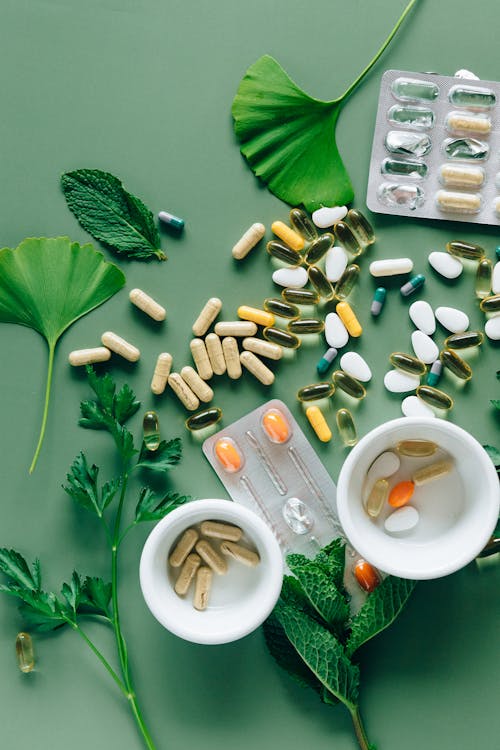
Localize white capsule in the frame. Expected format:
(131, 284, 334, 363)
(369, 258, 414, 277)
(436, 190, 481, 214)
(435, 306, 469, 333)
(492, 262, 500, 294)
(411, 330, 439, 364)
(339, 352, 372, 382)
(428, 251, 463, 279)
(101, 332, 140, 362)
(129, 288, 166, 322)
(324, 246, 348, 282)
(384, 506, 419, 534)
(180, 366, 214, 403)
(68, 347, 111, 366)
(311, 205, 348, 228)
(272, 267, 308, 289)
(384, 369, 420, 393)
(192, 297, 222, 336)
(324, 312, 349, 348)
(485, 316, 500, 340)
(401, 395, 435, 418)
(409, 300, 436, 335)
(366, 451, 400, 485)
(232, 223, 265, 260)
(151, 352, 173, 394)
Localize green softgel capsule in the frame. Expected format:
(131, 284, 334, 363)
(281, 287, 319, 305)
(390, 352, 426, 376)
(143, 410, 160, 451)
(335, 264, 360, 301)
(440, 349, 472, 381)
(264, 297, 300, 320)
(346, 209, 375, 247)
(289, 208, 317, 242)
(417, 385, 453, 410)
(297, 382, 335, 402)
(307, 265, 335, 300)
(334, 221, 362, 257)
(263, 326, 301, 349)
(445, 331, 483, 349)
(475, 258, 492, 299)
(288, 318, 325, 334)
(185, 407, 222, 432)
(333, 370, 366, 399)
(305, 233, 334, 265)
(266, 240, 302, 266)
(336, 408, 357, 446)
(480, 294, 500, 313)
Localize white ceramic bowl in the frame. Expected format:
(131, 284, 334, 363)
(139, 499, 283, 644)
(337, 418, 500, 580)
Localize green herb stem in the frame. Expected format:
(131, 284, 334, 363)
(349, 706, 372, 750)
(71, 621, 129, 698)
(29, 341, 56, 474)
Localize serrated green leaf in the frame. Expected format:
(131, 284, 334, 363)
(63, 452, 120, 517)
(346, 576, 416, 658)
(0, 237, 125, 472)
(114, 383, 141, 425)
(483, 444, 500, 467)
(287, 554, 349, 635)
(19, 591, 68, 632)
(0, 549, 41, 591)
(491, 400, 500, 410)
(136, 438, 182, 472)
(61, 169, 165, 261)
(135, 488, 189, 523)
(78, 576, 112, 618)
(61, 571, 82, 613)
(311, 538, 346, 591)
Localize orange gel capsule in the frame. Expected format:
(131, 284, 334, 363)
(388, 480, 415, 508)
(261, 409, 291, 444)
(214, 438, 243, 473)
(353, 559, 380, 593)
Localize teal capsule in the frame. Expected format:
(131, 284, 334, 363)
(143, 411, 160, 451)
(288, 318, 325, 334)
(297, 382, 335, 402)
(305, 233, 334, 264)
(371, 287, 386, 316)
(347, 209, 375, 247)
(332, 370, 366, 399)
(496, 246, 500, 261)
(185, 407, 222, 432)
(289, 208, 318, 242)
(307, 265, 335, 300)
(336, 408, 357, 446)
(317, 347, 338, 376)
(426, 360, 443, 387)
(334, 221, 362, 257)
(264, 297, 300, 320)
(400, 274, 425, 297)
(334, 264, 360, 301)
(159, 210, 185, 231)
(267, 240, 302, 266)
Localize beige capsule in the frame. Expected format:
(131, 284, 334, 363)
(180, 366, 214, 403)
(220, 541, 260, 567)
(396, 439, 437, 457)
(190, 338, 213, 380)
(168, 373, 200, 411)
(214, 321, 258, 337)
(412, 459, 453, 486)
(150, 352, 173, 395)
(101, 332, 140, 362)
(222, 337, 242, 379)
(174, 553, 201, 596)
(240, 351, 275, 385)
(205, 333, 226, 375)
(193, 567, 213, 611)
(200, 520, 243, 542)
(242, 337, 283, 361)
(68, 347, 111, 366)
(195, 540, 228, 574)
(129, 288, 166, 322)
(192, 297, 222, 337)
(169, 528, 199, 567)
(232, 222, 265, 260)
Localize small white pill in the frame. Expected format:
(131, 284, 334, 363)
(272, 267, 308, 289)
(428, 251, 463, 280)
(435, 306, 469, 333)
(369, 258, 414, 277)
(384, 506, 419, 534)
(492, 262, 500, 294)
(325, 246, 348, 282)
(485, 316, 500, 340)
(409, 300, 436, 335)
(312, 205, 347, 228)
(68, 347, 111, 366)
(366, 451, 400, 485)
(384, 369, 420, 393)
(324, 312, 349, 349)
(339, 352, 372, 382)
(411, 330, 439, 364)
(101, 332, 140, 362)
(401, 395, 435, 418)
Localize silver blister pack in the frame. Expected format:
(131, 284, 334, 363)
(366, 69, 500, 226)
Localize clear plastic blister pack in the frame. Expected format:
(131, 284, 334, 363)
(367, 69, 500, 225)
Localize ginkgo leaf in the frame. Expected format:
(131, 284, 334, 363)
(0, 237, 126, 472)
(232, 0, 417, 211)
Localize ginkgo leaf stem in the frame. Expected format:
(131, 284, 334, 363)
(29, 341, 56, 474)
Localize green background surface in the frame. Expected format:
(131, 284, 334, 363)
(0, 1, 499, 748)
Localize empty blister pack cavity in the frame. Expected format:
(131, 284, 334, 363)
(367, 69, 500, 226)
(202, 399, 342, 558)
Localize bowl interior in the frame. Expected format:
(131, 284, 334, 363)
(337, 418, 499, 579)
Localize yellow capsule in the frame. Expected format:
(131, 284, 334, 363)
(336, 408, 357, 446)
(445, 331, 484, 349)
(281, 288, 320, 305)
(396, 439, 437, 457)
(237, 305, 275, 328)
(297, 382, 335, 402)
(263, 326, 301, 349)
(305, 406, 332, 442)
(180, 366, 214, 402)
(266, 240, 303, 266)
(193, 566, 213, 610)
(242, 337, 283, 360)
(214, 437, 244, 473)
(232, 222, 265, 260)
(480, 294, 500, 312)
(192, 297, 222, 336)
(174, 553, 201, 596)
(308, 265, 335, 300)
(475, 258, 492, 299)
(333, 370, 366, 399)
(190, 338, 213, 380)
(334, 264, 360, 301)
(143, 410, 160, 451)
(336, 302, 362, 337)
(169, 528, 199, 567)
(16, 632, 35, 673)
(68, 347, 111, 366)
(129, 288, 166, 322)
(416, 385, 454, 410)
(101, 331, 140, 362)
(271, 220, 305, 251)
(334, 221, 362, 256)
(390, 352, 426, 376)
(240, 351, 275, 385)
(205, 333, 226, 375)
(261, 408, 291, 444)
(214, 321, 257, 337)
(264, 297, 300, 320)
(288, 318, 325, 334)
(412, 459, 453, 486)
(289, 208, 318, 241)
(347, 209, 375, 247)
(221, 337, 242, 379)
(185, 407, 222, 432)
(365, 478, 389, 518)
(446, 240, 485, 260)
(151, 352, 173, 394)
(304, 233, 334, 264)
(168, 373, 200, 411)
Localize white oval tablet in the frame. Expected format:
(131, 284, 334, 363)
(325, 312, 349, 348)
(325, 246, 348, 282)
(435, 306, 469, 333)
(340, 352, 372, 382)
(369, 258, 413, 277)
(384, 506, 419, 534)
(401, 395, 435, 418)
(312, 205, 347, 228)
(409, 300, 436, 335)
(384, 369, 420, 393)
(411, 330, 439, 363)
(271, 267, 308, 289)
(492, 261, 500, 294)
(428, 251, 463, 279)
(485, 316, 500, 340)
(366, 451, 400, 485)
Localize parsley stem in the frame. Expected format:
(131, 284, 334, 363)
(71, 621, 128, 697)
(29, 341, 56, 474)
(349, 706, 372, 750)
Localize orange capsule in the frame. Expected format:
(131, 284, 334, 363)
(261, 409, 291, 444)
(214, 437, 243, 473)
(388, 480, 415, 508)
(353, 559, 380, 593)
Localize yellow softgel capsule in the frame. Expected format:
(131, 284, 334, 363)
(365, 478, 389, 518)
(237, 305, 275, 328)
(271, 220, 305, 252)
(396, 439, 437, 457)
(16, 632, 35, 673)
(305, 406, 332, 442)
(261, 408, 291, 444)
(336, 302, 362, 337)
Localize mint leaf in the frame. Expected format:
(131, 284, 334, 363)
(0, 548, 41, 590)
(346, 576, 416, 657)
(136, 438, 182, 472)
(313, 538, 346, 591)
(64, 452, 120, 516)
(61, 169, 165, 261)
(135, 488, 189, 523)
(483, 444, 500, 467)
(78, 576, 112, 618)
(287, 553, 349, 635)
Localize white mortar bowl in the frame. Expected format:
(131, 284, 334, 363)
(337, 418, 499, 580)
(140, 499, 283, 644)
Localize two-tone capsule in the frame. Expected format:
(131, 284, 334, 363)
(400, 274, 425, 297)
(371, 287, 387, 317)
(316, 347, 338, 376)
(426, 360, 442, 387)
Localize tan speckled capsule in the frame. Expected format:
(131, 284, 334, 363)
(205, 333, 226, 375)
(151, 352, 173, 395)
(222, 337, 242, 379)
(232, 223, 265, 260)
(240, 351, 275, 385)
(412, 459, 453, 486)
(214, 321, 258, 337)
(180, 366, 214, 403)
(190, 338, 213, 380)
(129, 288, 166, 321)
(242, 337, 283, 361)
(174, 553, 201, 596)
(101, 332, 140, 362)
(195, 540, 228, 574)
(169, 528, 199, 567)
(193, 567, 213, 610)
(168, 373, 200, 411)
(192, 297, 222, 337)
(68, 347, 111, 366)
(220, 541, 260, 567)
(200, 521, 243, 542)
